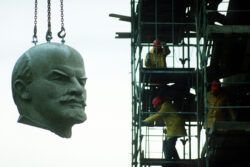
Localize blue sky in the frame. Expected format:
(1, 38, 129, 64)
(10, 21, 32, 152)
(0, 1, 131, 167)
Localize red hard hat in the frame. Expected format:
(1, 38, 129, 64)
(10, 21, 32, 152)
(152, 96, 161, 108)
(211, 80, 221, 93)
(153, 39, 161, 48)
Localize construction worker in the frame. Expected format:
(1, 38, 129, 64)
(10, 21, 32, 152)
(145, 39, 170, 68)
(201, 80, 236, 157)
(143, 96, 186, 161)
(205, 80, 236, 129)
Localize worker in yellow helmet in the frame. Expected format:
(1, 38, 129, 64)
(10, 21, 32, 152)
(143, 96, 186, 161)
(145, 39, 171, 68)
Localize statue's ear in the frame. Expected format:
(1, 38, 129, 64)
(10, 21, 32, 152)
(14, 80, 31, 100)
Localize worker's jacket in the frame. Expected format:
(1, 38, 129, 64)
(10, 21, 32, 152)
(144, 102, 187, 138)
(205, 91, 236, 129)
(145, 48, 167, 68)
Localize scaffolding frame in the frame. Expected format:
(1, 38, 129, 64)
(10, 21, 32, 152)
(131, 0, 203, 166)
(110, 1, 250, 167)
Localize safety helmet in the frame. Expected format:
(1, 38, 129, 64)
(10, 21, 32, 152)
(211, 80, 221, 94)
(152, 96, 161, 108)
(153, 39, 161, 48)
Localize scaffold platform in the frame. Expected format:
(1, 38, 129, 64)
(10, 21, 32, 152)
(140, 68, 196, 84)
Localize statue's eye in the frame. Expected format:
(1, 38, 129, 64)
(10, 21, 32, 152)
(52, 74, 69, 81)
(48, 71, 69, 82)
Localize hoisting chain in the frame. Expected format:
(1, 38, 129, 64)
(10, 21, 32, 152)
(32, 0, 66, 44)
(46, 0, 52, 42)
(32, 0, 38, 45)
(58, 0, 66, 43)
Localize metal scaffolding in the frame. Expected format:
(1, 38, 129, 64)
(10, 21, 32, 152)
(110, 0, 250, 166)
(131, 0, 202, 166)
(129, 0, 250, 167)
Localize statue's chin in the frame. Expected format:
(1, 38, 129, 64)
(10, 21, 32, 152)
(76, 112, 87, 123)
(66, 110, 87, 124)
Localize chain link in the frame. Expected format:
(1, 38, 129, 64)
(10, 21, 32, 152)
(60, 0, 64, 28)
(32, 0, 38, 45)
(58, 0, 66, 43)
(46, 0, 52, 42)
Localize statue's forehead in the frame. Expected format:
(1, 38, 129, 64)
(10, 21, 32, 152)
(27, 43, 85, 76)
(28, 43, 83, 62)
(30, 43, 81, 57)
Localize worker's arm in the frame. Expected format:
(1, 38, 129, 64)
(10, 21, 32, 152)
(143, 112, 161, 123)
(162, 42, 170, 56)
(163, 46, 170, 56)
(143, 103, 169, 123)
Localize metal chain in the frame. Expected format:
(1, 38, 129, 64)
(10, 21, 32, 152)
(46, 0, 52, 42)
(58, 0, 66, 43)
(31, 0, 67, 43)
(32, 0, 38, 45)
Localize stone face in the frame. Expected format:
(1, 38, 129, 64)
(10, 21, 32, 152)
(12, 42, 87, 138)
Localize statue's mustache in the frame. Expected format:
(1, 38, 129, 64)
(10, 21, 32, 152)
(59, 96, 86, 107)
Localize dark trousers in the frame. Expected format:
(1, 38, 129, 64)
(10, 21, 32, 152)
(163, 137, 180, 160)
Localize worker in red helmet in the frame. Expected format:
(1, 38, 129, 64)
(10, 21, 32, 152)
(205, 80, 236, 129)
(145, 39, 170, 68)
(143, 96, 186, 161)
(153, 39, 161, 49)
(202, 80, 236, 157)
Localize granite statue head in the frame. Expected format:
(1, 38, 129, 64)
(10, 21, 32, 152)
(11, 42, 87, 138)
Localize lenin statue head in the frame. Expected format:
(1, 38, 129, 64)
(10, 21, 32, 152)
(11, 42, 87, 138)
